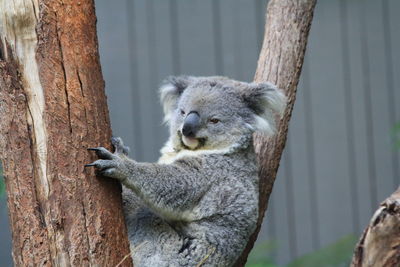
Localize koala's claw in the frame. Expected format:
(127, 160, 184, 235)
(111, 137, 130, 155)
(84, 157, 122, 179)
(86, 140, 130, 181)
(84, 163, 96, 168)
(85, 159, 116, 170)
(87, 147, 115, 159)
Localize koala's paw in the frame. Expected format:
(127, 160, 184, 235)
(85, 137, 131, 181)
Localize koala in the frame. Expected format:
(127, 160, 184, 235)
(86, 76, 286, 267)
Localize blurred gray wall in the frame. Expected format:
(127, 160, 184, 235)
(1, 0, 399, 265)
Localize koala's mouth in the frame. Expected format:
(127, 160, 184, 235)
(178, 131, 206, 150)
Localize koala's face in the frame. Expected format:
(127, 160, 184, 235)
(171, 85, 254, 150)
(160, 76, 286, 151)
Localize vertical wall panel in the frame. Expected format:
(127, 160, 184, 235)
(386, 0, 400, 187)
(359, 2, 379, 213)
(169, 0, 181, 75)
(218, 0, 263, 80)
(339, 0, 361, 234)
(285, 69, 315, 258)
(131, 0, 158, 161)
(269, 156, 291, 263)
(306, 0, 353, 247)
(232, 0, 259, 81)
(218, 0, 237, 78)
(346, 0, 374, 230)
(388, 0, 400, 124)
(282, 140, 298, 259)
(365, 0, 395, 204)
(302, 59, 321, 251)
(143, 0, 166, 157)
(150, 0, 175, 156)
(125, 0, 144, 160)
(96, 0, 137, 156)
(176, 1, 216, 76)
(254, 0, 268, 52)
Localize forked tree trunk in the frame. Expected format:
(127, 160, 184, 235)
(234, 0, 317, 265)
(0, 0, 131, 266)
(351, 188, 400, 267)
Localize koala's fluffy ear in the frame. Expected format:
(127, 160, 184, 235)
(242, 82, 286, 136)
(159, 76, 193, 123)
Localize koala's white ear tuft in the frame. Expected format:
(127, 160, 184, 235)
(242, 82, 286, 136)
(159, 76, 193, 123)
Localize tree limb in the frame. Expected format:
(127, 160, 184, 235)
(351, 188, 400, 267)
(234, 0, 317, 265)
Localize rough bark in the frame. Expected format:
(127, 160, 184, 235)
(351, 188, 400, 267)
(0, 0, 132, 266)
(234, 0, 317, 265)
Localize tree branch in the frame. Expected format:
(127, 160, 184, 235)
(234, 0, 317, 265)
(351, 188, 400, 267)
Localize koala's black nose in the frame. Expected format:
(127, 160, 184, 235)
(182, 112, 200, 137)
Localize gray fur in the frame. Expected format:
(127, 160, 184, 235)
(87, 76, 286, 266)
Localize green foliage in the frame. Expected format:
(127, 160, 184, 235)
(246, 235, 357, 267)
(393, 123, 400, 149)
(246, 240, 280, 267)
(287, 235, 357, 267)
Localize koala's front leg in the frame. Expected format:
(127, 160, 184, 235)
(86, 137, 209, 221)
(85, 137, 132, 181)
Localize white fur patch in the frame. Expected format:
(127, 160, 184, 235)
(171, 148, 232, 162)
(264, 86, 286, 115)
(254, 115, 275, 136)
(158, 140, 232, 165)
(159, 84, 178, 123)
(255, 84, 286, 136)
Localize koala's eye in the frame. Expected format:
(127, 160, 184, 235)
(209, 118, 220, 124)
(180, 109, 185, 116)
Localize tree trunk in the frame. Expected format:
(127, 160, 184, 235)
(351, 188, 400, 267)
(0, 0, 132, 266)
(234, 0, 317, 265)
